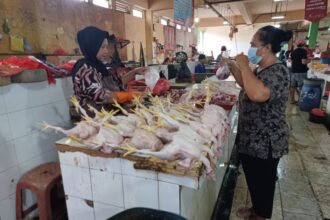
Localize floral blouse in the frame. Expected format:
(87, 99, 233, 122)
(237, 63, 290, 159)
(73, 64, 107, 109)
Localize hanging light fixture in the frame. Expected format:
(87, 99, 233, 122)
(271, 0, 287, 20)
(271, 15, 285, 20)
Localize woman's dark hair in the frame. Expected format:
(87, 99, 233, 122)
(258, 25, 293, 54)
(198, 54, 206, 60)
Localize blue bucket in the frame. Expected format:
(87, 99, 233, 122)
(299, 79, 323, 112)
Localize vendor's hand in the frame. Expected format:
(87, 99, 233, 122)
(104, 90, 117, 103)
(235, 53, 249, 68)
(134, 67, 148, 74)
(219, 57, 230, 66)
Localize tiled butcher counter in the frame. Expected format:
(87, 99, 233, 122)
(56, 106, 238, 220)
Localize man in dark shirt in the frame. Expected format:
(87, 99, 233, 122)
(195, 54, 206, 73)
(290, 40, 310, 104)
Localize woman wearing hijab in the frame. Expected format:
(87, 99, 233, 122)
(71, 26, 145, 115)
(225, 26, 292, 220)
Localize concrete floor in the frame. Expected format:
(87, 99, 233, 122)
(230, 104, 330, 220)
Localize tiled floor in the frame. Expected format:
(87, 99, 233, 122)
(229, 104, 330, 220)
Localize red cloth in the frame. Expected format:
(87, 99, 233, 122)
(58, 62, 75, 72)
(128, 79, 170, 96)
(0, 56, 73, 84)
(0, 65, 25, 76)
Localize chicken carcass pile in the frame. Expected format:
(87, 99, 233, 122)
(168, 81, 240, 110)
(43, 95, 230, 180)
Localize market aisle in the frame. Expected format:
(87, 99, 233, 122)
(229, 104, 330, 220)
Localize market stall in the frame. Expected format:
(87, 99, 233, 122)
(51, 80, 240, 220)
(308, 63, 330, 113)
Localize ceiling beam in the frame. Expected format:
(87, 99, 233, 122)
(204, 0, 234, 26)
(235, 2, 253, 24)
(196, 9, 306, 27)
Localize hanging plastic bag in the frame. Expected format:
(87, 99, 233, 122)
(216, 64, 230, 80)
(144, 67, 160, 91)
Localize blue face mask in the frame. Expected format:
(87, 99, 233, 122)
(248, 47, 262, 64)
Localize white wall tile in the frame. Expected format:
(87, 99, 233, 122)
(61, 78, 74, 100)
(91, 170, 124, 207)
(121, 159, 157, 180)
(0, 194, 16, 220)
(14, 133, 46, 163)
(28, 82, 62, 108)
(7, 109, 34, 139)
(43, 148, 59, 163)
(180, 187, 199, 220)
(60, 164, 92, 200)
(0, 87, 7, 115)
(0, 114, 13, 144)
(123, 175, 158, 209)
(18, 155, 45, 175)
(51, 100, 71, 124)
(66, 196, 95, 220)
(0, 141, 17, 173)
(158, 173, 198, 189)
(31, 101, 69, 128)
(59, 152, 89, 168)
(2, 84, 30, 113)
(89, 157, 121, 173)
(159, 181, 180, 214)
(94, 202, 123, 220)
(0, 167, 20, 201)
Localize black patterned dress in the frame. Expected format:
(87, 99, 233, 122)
(237, 63, 290, 159)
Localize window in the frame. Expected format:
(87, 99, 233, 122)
(160, 18, 168, 26)
(93, 0, 109, 8)
(79, 0, 88, 2)
(132, 9, 143, 18)
(188, 28, 192, 32)
(176, 24, 181, 30)
(115, 1, 130, 13)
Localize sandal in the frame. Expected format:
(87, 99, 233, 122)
(290, 101, 298, 104)
(236, 207, 254, 219)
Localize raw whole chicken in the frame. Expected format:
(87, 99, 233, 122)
(128, 129, 163, 151)
(88, 126, 123, 150)
(133, 133, 215, 180)
(42, 121, 98, 140)
(43, 89, 234, 181)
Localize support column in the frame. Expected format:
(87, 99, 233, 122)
(307, 22, 319, 49)
(145, 10, 153, 65)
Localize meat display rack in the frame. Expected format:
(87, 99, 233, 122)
(56, 138, 204, 178)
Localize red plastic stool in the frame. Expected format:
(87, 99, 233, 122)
(16, 162, 66, 220)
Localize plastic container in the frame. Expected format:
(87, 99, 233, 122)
(299, 79, 323, 112)
(107, 208, 187, 220)
(320, 58, 330, 64)
(309, 108, 327, 124)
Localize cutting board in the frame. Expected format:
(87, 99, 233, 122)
(11, 69, 48, 83)
(0, 76, 11, 86)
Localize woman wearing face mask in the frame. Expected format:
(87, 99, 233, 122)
(72, 26, 145, 117)
(226, 26, 292, 220)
